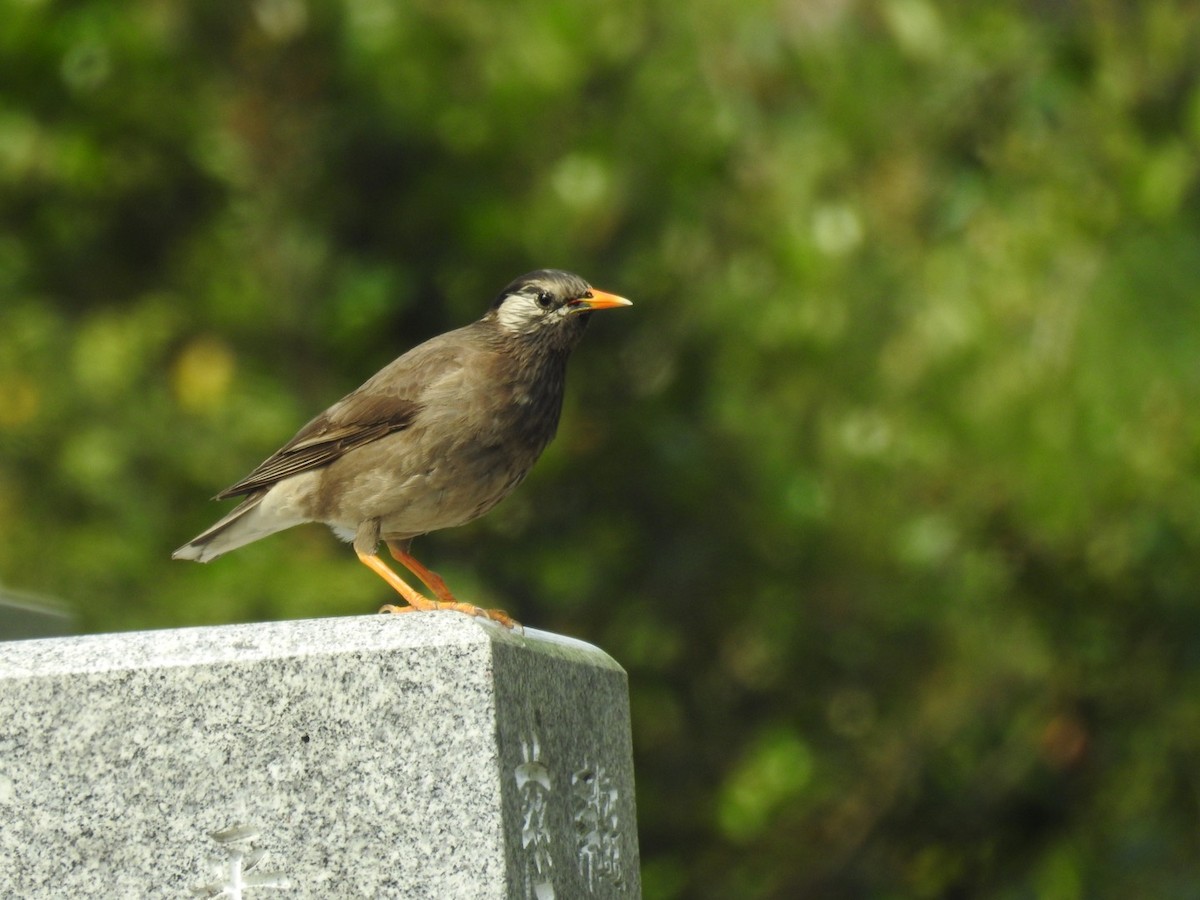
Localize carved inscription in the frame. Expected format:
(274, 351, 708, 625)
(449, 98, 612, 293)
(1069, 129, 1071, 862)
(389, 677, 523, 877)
(515, 735, 556, 900)
(514, 733, 627, 895)
(572, 761, 624, 890)
(192, 824, 290, 898)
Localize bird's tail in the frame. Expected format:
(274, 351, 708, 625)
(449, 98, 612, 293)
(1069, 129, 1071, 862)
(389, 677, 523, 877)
(172, 492, 285, 563)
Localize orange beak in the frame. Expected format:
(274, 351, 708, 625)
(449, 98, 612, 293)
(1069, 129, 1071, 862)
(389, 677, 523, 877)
(571, 288, 632, 313)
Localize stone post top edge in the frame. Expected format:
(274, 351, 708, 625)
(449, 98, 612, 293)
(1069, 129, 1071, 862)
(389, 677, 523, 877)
(0, 612, 624, 679)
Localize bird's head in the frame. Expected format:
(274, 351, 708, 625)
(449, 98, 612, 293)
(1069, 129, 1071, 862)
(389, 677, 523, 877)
(488, 269, 631, 350)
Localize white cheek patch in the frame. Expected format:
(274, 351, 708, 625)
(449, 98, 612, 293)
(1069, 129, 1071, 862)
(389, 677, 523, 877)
(496, 294, 561, 335)
(495, 295, 538, 334)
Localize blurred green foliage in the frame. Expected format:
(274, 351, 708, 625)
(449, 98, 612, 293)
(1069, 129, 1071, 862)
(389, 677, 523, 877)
(3, 0, 1200, 896)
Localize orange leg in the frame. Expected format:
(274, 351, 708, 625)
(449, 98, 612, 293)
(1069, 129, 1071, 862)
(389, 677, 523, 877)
(386, 541, 459, 604)
(358, 544, 517, 629)
(356, 549, 439, 611)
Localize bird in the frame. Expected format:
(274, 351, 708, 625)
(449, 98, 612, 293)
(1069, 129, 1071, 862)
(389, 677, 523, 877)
(172, 269, 631, 628)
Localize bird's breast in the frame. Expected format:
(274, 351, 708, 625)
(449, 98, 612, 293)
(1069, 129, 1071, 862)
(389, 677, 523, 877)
(312, 369, 566, 539)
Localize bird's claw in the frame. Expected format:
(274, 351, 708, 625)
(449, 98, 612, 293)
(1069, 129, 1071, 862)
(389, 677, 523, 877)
(482, 607, 519, 630)
(378, 603, 415, 615)
(378, 601, 519, 630)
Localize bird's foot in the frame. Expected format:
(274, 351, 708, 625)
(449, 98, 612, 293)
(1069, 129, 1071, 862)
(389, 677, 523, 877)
(378, 600, 518, 629)
(359, 547, 518, 628)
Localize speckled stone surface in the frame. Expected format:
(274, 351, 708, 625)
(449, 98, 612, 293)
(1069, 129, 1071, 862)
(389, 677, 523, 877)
(0, 614, 640, 898)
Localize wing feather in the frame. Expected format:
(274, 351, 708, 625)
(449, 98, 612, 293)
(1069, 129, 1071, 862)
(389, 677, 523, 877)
(214, 402, 420, 499)
(212, 324, 486, 500)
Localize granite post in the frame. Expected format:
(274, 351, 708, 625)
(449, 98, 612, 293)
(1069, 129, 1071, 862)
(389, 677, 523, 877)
(0, 614, 640, 898)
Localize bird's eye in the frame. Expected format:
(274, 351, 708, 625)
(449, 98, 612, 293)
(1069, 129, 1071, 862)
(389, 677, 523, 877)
(535, 289, 555, 310)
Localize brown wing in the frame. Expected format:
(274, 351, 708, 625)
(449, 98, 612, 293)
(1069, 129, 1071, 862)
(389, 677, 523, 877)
(212, 322, 487, 500)
(214, 394, 421, 499)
